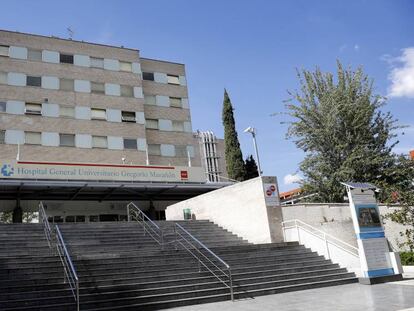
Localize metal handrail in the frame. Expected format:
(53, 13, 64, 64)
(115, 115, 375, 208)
(38, 202, 52, 247)
(174, 223, 234, 301)
(127, 202, 164, 248)
(55, 225, 80, 311)
(282, 219, 359, 258)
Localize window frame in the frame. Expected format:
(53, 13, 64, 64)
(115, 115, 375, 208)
(123, 138, 137, 150)
(0, 71, 7, 84)
(27, 48, 42, 61)
(25, 131, 42, 145)
(175, 145, 188, 157)
(167, 74, 180, 85)
(148, 144, 161, 156)
(26, 76, 41, 87)
(60, 78, 74, 91)
(120, 85, 134, 97)
(119, 61, 132, 72)
(25, 103, 42, 115)
(91, 108, 107, 120)
(142, 72, 154, 81)
(121, 111, 136, 122)
(90, 57, 104, 69)
(59, 106, 75, 118)
(0, 101, 6, 112)
(172, 120, 184, 132)
(0, 45, 9, 57)
(59, 133, 75, 147)
(0, 130, 5, 144)
(145, 119, 159, 130)
(59, 53, 74, 64)
(91, 82, 105, 94)
(92, 135, 108, 149)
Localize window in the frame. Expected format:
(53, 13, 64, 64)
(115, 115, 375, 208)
(90, 57, 104, 69)
(0, 102, 6, 112)
(65, 216, 75, 223)
(25, 103, 42, 115)
(91, 82, 105, 94)
(175, 145, 187, 157)
(0, 72, 6, 84)
(167, 74, 180, 85)
(0, 45, 9, 57)
(170, 97, 182, 108)
(60, 134, 75, 147)
(92, 136, 107, 148)
(0, 130, 5, 144)
(27, 49, 42, 61)
(89, 215, 99, 222)
(144, 95, 156, 105)
(145, 119, 158, 129)
(120, 61, 132, 72)
(60, 106, 75, 118)
(172, 121, 184, 132)
(148, 144, 161, 156)
(25, 132, 41, 145)
(60, 78, 74, 91)
(121, 85, 133, 97)
(142, 72, 154, 81)
(27, 76, 41, 87)
(91, 108, 106, 120)
(121, 111, 136, 122)
(123, 138, 137, 149)
(53, 216, 63, 223)
(60, 53, 74, 64)
(76, 215, 85, 222)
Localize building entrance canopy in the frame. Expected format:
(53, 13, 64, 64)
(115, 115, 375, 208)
(0, 160, 229, 201)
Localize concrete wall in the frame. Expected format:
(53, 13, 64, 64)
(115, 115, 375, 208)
(166, 176, 283, 244)
(281, 203, 410, 251)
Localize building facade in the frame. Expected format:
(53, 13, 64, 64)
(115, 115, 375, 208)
(0, 29, 198, 166)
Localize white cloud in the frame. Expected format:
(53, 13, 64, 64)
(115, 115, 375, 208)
(387, 47, 414, 98)
(284, 174, 302, 185)
(354, 44, 360, 51)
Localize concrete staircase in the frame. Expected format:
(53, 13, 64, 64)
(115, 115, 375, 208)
(0, 221, 357, 310)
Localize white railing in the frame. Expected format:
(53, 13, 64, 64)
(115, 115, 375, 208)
(282, 219, 361, 276)
(174, 223, 234, 301)
(55, 225, 80, 311)
(127, 202, 164, 249)
(39, 202, 52, 248)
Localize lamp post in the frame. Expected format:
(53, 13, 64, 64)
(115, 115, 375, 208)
(244, 126, 262, 176)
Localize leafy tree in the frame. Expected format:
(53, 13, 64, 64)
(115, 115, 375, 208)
(382, 155, 414, 251)
(245, 155, 259, 180)
(285, 61, 402, 202)
(222, 89, 246, 181)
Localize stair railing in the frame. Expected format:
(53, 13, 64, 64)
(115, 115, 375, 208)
(174, 223, 234, 301)
(38, 201, 52, 248)
(127, 202, 164, 249)
(281, 219, 359, 258)
(55, 225, 80, 311)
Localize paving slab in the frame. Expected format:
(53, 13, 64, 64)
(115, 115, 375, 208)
(168, 281, 414, 311)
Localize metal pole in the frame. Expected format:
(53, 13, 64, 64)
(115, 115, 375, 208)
(251, 131, 262, 176)
(229, 268, 234, 301)
(127, 205, 130, 222)
(76, 280, 80, 311)
(324, 233, 331, 259)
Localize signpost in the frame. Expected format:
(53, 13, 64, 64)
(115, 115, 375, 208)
(341, 182, 403, 284)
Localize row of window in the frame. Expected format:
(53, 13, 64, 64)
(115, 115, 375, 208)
(0, 71, 141, 98)
(0, 101, 192, 132)
(0, 45, 186, 86)
(0, 44, 137, 72)
(0, 130, 195, 157)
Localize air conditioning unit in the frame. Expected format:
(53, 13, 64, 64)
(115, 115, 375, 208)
(25, 109, 41, 115)
(122, 116, 136, 122)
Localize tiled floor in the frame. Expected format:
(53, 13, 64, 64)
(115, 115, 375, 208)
(169, 280, 414, 311)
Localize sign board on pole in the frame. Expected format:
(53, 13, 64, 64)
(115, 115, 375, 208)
(341, 182, 402, 283)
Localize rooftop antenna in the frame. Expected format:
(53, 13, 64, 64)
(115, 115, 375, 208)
(67, 27, 74, 40)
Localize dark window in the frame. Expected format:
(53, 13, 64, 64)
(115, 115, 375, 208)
(53, 216, 63, 223)
(124, 138, 137, 149)
(60, 134, 75, 147)
(0, 102, 6, 112)
(121, 111, 136, 122)
(142, 72, 154, 81)
(26, 76, 41, 87)
(60, 53, 74, 64)
(0, 130, 5, 144)
(89, 215, 99, 222)
(65, 216, 75, 223)
(76, 215, 86, 222)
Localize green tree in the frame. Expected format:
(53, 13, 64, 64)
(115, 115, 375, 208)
(245, 155, 259, 180)
(382, 155, 414, 250)
(222, 89, 246, 181)
(285, 61, 402, 202)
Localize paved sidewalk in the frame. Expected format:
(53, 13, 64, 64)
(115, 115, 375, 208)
(169, 279, 414, 311)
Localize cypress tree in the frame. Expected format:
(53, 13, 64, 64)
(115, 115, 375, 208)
(222, 89, 246, 181)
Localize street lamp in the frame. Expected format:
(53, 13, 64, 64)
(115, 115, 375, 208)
(244, 126, 262, 176)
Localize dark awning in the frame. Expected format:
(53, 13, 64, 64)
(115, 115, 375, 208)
(0, 178, 231, 201)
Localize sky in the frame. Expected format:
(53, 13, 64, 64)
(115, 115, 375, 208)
(1, 0, 413, 191)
